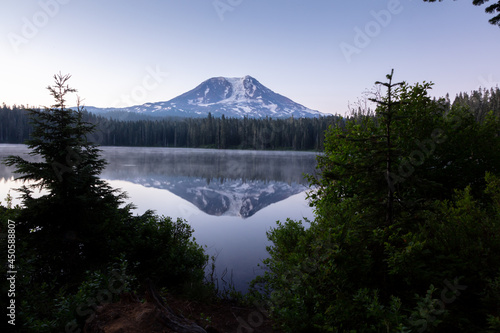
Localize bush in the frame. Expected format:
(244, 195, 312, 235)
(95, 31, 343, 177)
(250, 75, 500, 332)
(113, 211, 209, 293)
(252, 176, 500, 332)
(18, 257, 136, 333)
(2, 203, 209, 332)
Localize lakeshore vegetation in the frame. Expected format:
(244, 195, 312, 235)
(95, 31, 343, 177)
(1, 72, 500, 332)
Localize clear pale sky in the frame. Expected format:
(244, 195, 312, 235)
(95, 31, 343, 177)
(1, 0, 499, 116)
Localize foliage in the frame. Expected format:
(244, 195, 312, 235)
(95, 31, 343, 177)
(0, 104, 30, 143)
(424, 0, 500, 27)
(452, 87, 500, 122)
(1, 74, 212, 332)
(1, 201, 208, 331)
(3, 73, 131, 284)
(112, 211, 209, 293)
(17, 257, 136, 333)
(3, 88, 499, 151)
(0, 105, 335, 150)
(2, 204, 208, 331)
(251, 72, 500, 332)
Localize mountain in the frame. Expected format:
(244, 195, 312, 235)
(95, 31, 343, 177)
(1, 145, 318, 218)
(85, 76, 322, 119)
(122, 175, 308, 218)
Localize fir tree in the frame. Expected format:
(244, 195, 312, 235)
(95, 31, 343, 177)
(424, 0, 500, 27)
(4, 73, 128, 283)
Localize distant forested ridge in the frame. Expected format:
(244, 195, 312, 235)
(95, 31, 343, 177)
(1, 86, 499, 150)
(86, 112, 333, 150)
(452, 87, 500, 122)
(0, 105, 334, 151)
(0, 104, 31, 144)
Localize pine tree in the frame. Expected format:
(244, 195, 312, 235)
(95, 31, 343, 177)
(4, 73, 128, 282)
(368, 69, 404, 226)
(424, 0, 500, 27)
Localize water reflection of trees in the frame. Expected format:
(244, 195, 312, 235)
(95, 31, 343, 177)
(0, 145, 38, 180)
(100, 148, 318, 185)
(0, 145, 318, 185)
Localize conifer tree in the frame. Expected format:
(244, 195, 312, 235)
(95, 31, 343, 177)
(424, 0, 500, 27)
(254, 71, 500, 332)
(5, 73, 128, 282)
(369, 69, 404, 225)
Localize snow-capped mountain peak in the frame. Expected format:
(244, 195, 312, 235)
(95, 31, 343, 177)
(86, 76, 322, 119)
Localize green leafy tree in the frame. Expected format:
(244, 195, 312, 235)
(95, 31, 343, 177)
(111, 212, 208, 291)
(251, 72, 500, 332)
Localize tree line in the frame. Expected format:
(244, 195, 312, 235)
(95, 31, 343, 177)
(1, 86, 499, 151)
(85, 112, 334, 150)
(0, 105, 335, 151)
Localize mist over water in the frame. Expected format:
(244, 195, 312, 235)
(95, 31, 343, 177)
(0, 144, 318, 291)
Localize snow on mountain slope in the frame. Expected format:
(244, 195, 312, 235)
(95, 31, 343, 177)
(86, 76, 322, 119)
(122, 175, 308, 218)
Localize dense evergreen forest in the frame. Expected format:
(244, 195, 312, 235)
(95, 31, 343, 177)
(1, 87, 499, 151)
(0, 105, 334, 151)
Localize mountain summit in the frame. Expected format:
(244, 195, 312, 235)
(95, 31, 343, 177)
(87, 76, 322, 119)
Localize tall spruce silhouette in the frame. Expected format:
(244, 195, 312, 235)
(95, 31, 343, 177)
(5, 73, 128, 281)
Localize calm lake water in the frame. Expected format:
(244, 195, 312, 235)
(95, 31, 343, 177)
(0, 144, 318, 292)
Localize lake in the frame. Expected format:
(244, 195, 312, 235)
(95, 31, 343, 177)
(0, 144, 318, 292)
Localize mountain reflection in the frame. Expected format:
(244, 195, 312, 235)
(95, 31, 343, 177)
(100, 148, 318, 218)
(0, 145, 318, 218)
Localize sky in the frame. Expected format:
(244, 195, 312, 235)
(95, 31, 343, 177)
(0, 0, 499, 116)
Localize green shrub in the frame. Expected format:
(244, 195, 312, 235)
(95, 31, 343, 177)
(18, 257, 136, 332)
(252, 178, 500, 332)
(113, 211, 209, 292)
(251, 75, 500, 332)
